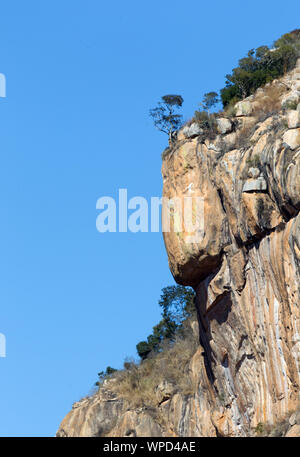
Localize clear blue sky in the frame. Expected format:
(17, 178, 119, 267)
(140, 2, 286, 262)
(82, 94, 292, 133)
(0, 0, 298, 437)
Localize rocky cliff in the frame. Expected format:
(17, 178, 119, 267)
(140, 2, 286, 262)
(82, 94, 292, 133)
(57, 62, 300, 437)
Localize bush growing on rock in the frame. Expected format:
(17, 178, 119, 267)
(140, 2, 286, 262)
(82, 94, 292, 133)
(95, 366, 117, 386)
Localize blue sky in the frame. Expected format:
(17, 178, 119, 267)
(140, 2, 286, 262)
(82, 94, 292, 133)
(0, 0, 299, 437)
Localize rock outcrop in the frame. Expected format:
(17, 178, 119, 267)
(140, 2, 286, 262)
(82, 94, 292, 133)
(57, 63, 300, 437)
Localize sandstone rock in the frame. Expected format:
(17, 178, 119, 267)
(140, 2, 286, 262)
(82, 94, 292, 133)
(287, 110, 300, 128)
(242, 176, 267, 192)
(162, 140, 230, 286)
(182, 123, 203, 138)
(283, 128, 300, 149)
(286, 425, 300, 437)
(216, 117, 232, 134)
(235, 100, 252, 116)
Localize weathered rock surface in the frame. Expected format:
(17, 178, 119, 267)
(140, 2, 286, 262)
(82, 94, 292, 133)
(57, 67, 300, 438)
(182, 123, 203, 139)
(242, 176, 267, 192)
(285, 424, 300, 437)
(283, 128, 300, 150)
(216, 117, 232, 134)
(235, 99, 253, 116)
(287, 110, 300, 129)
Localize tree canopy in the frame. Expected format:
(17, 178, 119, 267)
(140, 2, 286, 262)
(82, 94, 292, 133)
(149, 95, 184, 143)
(220, 29, 300, 107)
(136, 285, 196, 360)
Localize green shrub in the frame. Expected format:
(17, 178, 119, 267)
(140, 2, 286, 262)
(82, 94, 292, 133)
(95, 366, 117, 386)
(136, 285, 196, 360)
(284, 100, 298, 110)
(255, 422, 265, 435)
(246, 154, 261, 168)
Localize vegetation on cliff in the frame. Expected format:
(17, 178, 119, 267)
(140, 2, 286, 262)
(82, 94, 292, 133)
(136, 285, 195, 360)
(95, 285, 196, 391)
(221, 29, 300, 107)
(109, 316, 199, 409)
(151, 29, 300, 147)
(149, 95, 184, 144)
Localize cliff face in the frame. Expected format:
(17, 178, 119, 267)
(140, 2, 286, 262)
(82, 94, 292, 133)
(57, 63, 300, 437)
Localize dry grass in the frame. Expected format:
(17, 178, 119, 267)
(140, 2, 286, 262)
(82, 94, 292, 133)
(235, 122, 257, 150)
(224, 103, 237, 117)
(252, 84, 287, 121)
(107, 320, 199, 409)
(231, 84, 287, 151)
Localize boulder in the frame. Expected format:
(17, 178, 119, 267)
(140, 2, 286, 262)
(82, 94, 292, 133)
(283, 128, 300, 150)
(235, 100, 252, 116)
(287, 110, 300, 129)
(281, 91, 300, 109)
(242, 176, 267, 192)
(216, 118, 232, 134)
(182, 123, 203, 138)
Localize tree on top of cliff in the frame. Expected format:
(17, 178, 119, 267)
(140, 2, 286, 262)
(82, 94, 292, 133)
(149, 95, 184, 145)
(199, 92, 219, 112)
(95, 366, 117, 386)
(221, 29, 300, 107)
